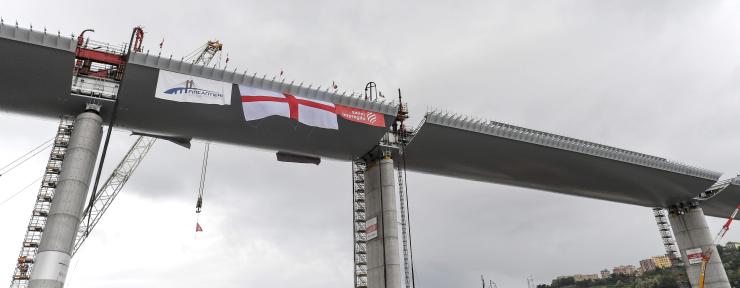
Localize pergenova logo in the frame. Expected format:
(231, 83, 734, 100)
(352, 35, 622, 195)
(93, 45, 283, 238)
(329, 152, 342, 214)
(366, 111, 377, 124)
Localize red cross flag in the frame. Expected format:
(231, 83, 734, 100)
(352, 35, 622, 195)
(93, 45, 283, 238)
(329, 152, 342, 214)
(239, 85, 385, 129)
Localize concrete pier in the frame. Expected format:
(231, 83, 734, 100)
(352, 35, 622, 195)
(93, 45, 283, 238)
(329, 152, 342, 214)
(669, 207, 731, 288)
(365, 155, 401, 288)
(30, 111, 103, 288)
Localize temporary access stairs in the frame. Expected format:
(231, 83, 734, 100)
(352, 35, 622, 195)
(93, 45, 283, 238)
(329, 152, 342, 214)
(352, 159, 369, 288)
(652, 208, 689, 288)
(10, 116, 75, 288)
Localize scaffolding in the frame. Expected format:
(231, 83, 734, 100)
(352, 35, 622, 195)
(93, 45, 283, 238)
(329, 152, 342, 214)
(9, 116, 75, 288)
(652, 208, 689, 288)
(352, 159, 368, 288)
(653, 208, 682, 265)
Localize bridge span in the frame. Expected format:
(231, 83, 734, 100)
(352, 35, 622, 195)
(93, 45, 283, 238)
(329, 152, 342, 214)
(1, 23, 737, 288)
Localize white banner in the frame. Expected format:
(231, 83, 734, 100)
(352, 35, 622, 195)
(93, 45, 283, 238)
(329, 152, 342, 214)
(366, 217, 378, 240)
(686, 248, 704, 265)
(155, 70, 232, 105)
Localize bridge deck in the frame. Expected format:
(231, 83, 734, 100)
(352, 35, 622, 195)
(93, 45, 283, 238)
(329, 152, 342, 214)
(1, 24, 737, 216)
(700, 179, 740, 218)
(0, 25, 397, 160)
(405, 111, 723, 210)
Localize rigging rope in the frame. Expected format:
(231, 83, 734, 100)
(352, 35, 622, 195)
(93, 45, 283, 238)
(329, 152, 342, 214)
(0, 138, 53, 177)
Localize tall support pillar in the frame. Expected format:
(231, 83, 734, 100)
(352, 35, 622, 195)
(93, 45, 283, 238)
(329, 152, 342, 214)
(669, 207, 731, 288)
(30, 110, 103, 288)
(365, 155, 401, 288)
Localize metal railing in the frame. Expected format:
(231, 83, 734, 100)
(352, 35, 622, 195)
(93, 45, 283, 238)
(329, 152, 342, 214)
(78, 38, 127, 56)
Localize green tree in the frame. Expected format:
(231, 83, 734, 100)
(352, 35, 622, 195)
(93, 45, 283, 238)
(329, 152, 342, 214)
(655, 273, 678, 288)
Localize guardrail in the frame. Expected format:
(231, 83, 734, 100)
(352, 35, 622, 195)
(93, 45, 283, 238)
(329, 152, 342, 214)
(0, 21, 76, 51)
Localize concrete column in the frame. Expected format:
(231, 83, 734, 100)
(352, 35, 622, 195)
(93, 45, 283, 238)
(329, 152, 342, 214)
(365, 155, 401, 288)
(669, 207, 731, 288)
(30, 111, 103, 288)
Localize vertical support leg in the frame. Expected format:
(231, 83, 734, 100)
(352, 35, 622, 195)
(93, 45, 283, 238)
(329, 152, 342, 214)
(30, 111, 103, 288)
(365, 155, 401, 288)
(669, 207, 731, 288)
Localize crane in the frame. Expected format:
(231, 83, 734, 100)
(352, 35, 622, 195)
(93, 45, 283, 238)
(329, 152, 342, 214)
(184, 40, 224, 66)
(698, 204, 740, 288)
(75, 39, 225, 247)
(480, 275, 499, 288)
(73, 136, 156, 255)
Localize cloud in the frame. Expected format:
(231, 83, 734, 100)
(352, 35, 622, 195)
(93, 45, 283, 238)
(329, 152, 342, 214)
(1, 1, 740, 288)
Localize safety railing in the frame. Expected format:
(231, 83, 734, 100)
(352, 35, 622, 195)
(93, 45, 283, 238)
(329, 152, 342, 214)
(78, 38, 127, 56)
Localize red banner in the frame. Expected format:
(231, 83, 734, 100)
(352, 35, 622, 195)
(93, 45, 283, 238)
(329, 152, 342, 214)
(335, 105, 386, 127)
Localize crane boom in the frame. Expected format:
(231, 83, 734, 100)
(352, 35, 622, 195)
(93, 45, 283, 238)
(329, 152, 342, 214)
(72, 136, 156, 255)
(698, 204, 740, 288)
(184, 40, 223, 66)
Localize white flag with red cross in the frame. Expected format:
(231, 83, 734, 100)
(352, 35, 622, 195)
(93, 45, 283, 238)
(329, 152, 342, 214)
(239, 85, 385, 129)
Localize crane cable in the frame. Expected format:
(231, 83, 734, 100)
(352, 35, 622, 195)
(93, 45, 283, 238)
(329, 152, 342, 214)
(0, 175, 44, 207)
(195, 143, 210, 230)
(0, 137, 54, 177)
(400, 138, 417, 288)
(84, 27, 141, 236)
(182, 43, 208, 63)
(397, 88, 417, 288)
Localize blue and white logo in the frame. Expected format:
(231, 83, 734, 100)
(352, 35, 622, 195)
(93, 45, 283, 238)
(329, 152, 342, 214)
(155, 71, 232, 105)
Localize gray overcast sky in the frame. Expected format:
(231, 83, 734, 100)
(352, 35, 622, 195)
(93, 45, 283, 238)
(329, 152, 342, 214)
(2, 1, 740, 287)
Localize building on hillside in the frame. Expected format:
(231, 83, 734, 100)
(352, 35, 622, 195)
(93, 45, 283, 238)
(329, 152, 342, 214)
(600, 269, 611, 279)
(726, 242, 740, 249)
(573, 274, 599, 282)
(613, 265, 637, 276)
(640, 259, 657, 273)
(652, 255, 672, 269)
